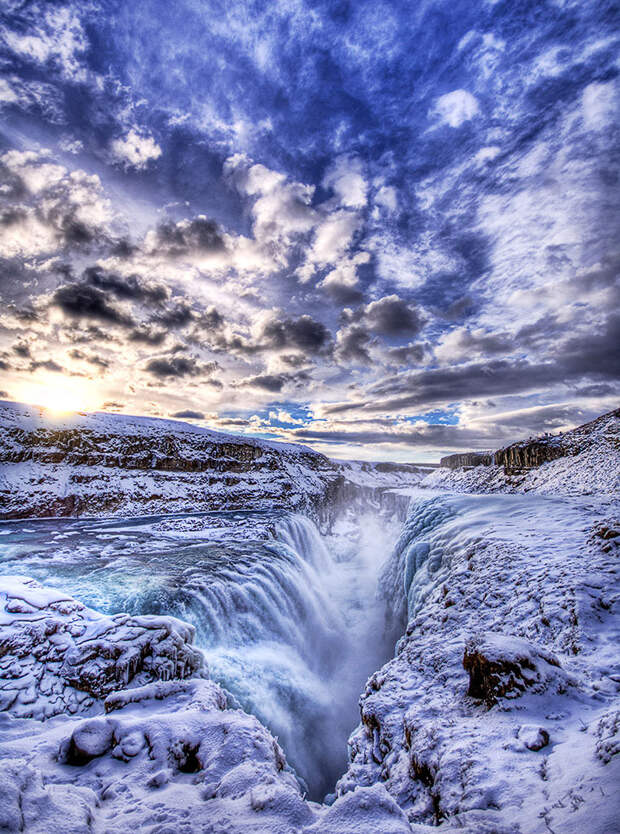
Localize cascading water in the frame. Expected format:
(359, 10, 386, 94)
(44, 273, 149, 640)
(0, 508, 401, 799)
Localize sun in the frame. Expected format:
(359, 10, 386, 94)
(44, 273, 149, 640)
(13, 379, 101, 416)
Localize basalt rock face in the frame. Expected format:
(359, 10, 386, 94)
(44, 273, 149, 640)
(439, 451, 493, 469)
(494, 407, 620, 470)
(438, 407, 620, 474)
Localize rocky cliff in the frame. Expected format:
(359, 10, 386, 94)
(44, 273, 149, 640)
(439, 451, 493, 469)
(0, 401, 424, 520)
(425, 407, 620, 496)
(494, 407, 620, 470)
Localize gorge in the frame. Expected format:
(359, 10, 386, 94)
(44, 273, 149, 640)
(0, 404, 619, 833)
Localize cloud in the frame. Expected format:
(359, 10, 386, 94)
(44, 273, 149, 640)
(171, 409, 205, 419)
(0, 0, 617, 460)
(334, 294, 426, 364)
(258, 312, 331, 354)
(363, 295, 425, 337)
(435, 326, 513, 363)
(52, 283, 134, 327)
(431, 90, 480, 127)
(0, 150, 113, 258)
(30, 358, 64, 373)
(84, 266, 169, 304)
(323, 156, 368, 209)
(1, 6, 89, 82)
(240, 370, 310, 392)
(335, 324, 373, 365)
(144, 356, 215, 378)
(581, 80, 618, 130)
(150, 216, 225, 256)
(318, 251, 370, 302)
(68, 348, 109, 369)
(110, 130, 162, 169)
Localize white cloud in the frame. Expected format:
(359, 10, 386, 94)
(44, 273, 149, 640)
(374, 185, 398, 213)
(322, 155, 368, 209)
(474, 145, 501, 165)
(0, 78, 18, 104)
(0, 149, 113, 258)
(269, 409, 305, 425)
(2, 7, 89, 82)
(110, 130, 162, 169)
(431, 89, 480, 128)
(319, 251, 370, 293)
(581, 80, 618, 131)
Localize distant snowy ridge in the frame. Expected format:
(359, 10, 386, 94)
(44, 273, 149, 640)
(0, 401, 424, 519)
(424, 407, 620, 496)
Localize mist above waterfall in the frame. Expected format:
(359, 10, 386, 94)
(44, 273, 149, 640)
(0, 507, 402, 800)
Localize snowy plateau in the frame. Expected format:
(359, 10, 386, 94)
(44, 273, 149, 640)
(0, 402, 618, 834)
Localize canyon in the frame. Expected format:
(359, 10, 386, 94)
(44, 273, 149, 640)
(0, 403, 618, 833)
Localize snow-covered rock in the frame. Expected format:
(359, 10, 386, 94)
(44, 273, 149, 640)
(463, 631, 569, 706)
(338, 493, 620, 832)
(0, 401, 424, 520)
(0, 576, 203, 719)
(424, 407, 620, 496)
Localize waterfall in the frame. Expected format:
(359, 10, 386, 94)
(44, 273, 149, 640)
(379, 494, 455, 626)
(0, 508, 401, 801)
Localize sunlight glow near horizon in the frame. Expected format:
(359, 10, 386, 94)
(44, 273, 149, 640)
(13, 379, 102, 416)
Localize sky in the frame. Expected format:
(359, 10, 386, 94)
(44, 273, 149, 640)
(0, 0, 618, 462)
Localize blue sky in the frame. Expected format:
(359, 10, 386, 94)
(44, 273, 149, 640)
(0, 0, 618, 460)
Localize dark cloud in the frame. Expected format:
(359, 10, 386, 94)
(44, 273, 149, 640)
(84, 266, 169, 305)
(110, 239, 138, 259)
(68, 348, 110, 368)
(575, 383, 617, 398)
(52, 283, 134, 327)
(362, 295, 425, 337)
(129, 325, 167, 345)
(241, 370, 310, 392)
(30, 359, 64, 373)
(12, 343, 31, 358)
(242, 373, 288, 392)
(154, 216, 225, 256)
(328, 321, 620, 415)
(260, 314, 331, 354)
(336, 325, 373, 364)
(198, 306, 225, 330)
(144, 355, 216, 378)
(171, 409, 205, 419)
(0, 207, 28, 227)
(335, 296, 425, 365)
(154, 302, 194, 328)
(387, 343, 427, 367)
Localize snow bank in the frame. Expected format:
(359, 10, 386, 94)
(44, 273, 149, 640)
(338, 493, 620, 832)
(0, 574, 446, 833)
